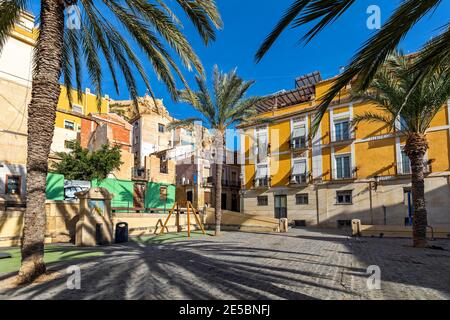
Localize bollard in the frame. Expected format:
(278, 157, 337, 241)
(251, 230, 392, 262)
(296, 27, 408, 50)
(279, 218, 288, 233)
(351, 219, 361, 237)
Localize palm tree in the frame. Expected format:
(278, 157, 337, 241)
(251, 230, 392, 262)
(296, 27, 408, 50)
(351, 53, 450, 248)
(0, 0, 221, 283)
(255, 0, 449, 130)
(169, 66, 262, 236)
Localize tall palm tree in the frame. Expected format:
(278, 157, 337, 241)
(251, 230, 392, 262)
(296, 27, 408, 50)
(351, 53, 450, 248)
(170, 66, 262, 236)
(0, 0, 221, 283)
(255, 0, 449, 130)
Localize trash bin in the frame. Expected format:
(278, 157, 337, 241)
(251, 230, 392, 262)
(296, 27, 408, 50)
(115, 222, 129, 243)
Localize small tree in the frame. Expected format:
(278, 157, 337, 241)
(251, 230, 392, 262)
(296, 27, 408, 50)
(51, 141, 122, 181)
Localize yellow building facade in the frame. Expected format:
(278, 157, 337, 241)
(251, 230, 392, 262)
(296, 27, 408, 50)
(51, 86, 110, 154)
(240, 74, 450, 228)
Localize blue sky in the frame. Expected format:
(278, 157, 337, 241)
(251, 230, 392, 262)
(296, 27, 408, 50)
(29, 0, 449, 148)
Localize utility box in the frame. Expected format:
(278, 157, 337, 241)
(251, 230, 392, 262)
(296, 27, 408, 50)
(75, 187, 114, 246)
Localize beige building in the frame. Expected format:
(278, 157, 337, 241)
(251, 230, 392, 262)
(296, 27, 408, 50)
(125, 95, 174, 172)
(0, 12, 35, 204)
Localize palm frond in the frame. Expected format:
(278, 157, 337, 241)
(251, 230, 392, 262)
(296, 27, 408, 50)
(0, 0, 28, 55)
(167, 117, 203, 130)
(352, 112, 393, 129)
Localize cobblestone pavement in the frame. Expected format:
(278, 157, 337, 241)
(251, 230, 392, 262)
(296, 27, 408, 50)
(1, 228, 449, 300)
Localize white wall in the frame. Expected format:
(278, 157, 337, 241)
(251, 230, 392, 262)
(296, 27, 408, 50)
(0, 36, 34, 86)
(50, 127, 78, 153)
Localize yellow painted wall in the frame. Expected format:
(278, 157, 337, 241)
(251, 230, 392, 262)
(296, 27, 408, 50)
(55, 86, 109, 129)
(429, 106, 448, 128)
(355, 138, 397, 178)
(271, 153, 291, 187)
(241, 77, 450, 188)
(270, 120, 290, 154)
(353, 102, 391, 140)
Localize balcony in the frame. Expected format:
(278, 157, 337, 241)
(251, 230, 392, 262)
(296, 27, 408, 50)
(253, 177, 271, 189)
(222, 179, 240, 188)
(253, 144, 271, 161)
(396, 160, 431, 175)
(330, 131, 355, 144)
(290, 137, 308, 150)
(201, 177, 214, 188)
(289, 173, 310, 185)
(334, 167, 358, 180)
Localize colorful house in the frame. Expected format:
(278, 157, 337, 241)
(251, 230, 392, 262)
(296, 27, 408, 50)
(239, 72, 450, 228)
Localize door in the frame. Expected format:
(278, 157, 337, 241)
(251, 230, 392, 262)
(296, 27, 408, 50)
(133, 183, 146, 209)
(204, 191, 211, 207)
(404, 188, 413, 226)
(274, 195, 287, 219)
(231, 194, 238, 212)
(221, 193, 227, 210)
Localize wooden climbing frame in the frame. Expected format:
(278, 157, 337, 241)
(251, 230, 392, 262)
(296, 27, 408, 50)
(155, 201, 206, 237)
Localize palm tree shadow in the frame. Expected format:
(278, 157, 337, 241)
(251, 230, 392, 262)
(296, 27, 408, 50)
(0, 236, 356, 300)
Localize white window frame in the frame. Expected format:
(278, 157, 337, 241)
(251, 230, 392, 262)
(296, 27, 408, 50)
(254, 125, 269, 161)
(290, 116, 308, 148)
(291, 156, 308, 184)
(329, 104, 353, 142)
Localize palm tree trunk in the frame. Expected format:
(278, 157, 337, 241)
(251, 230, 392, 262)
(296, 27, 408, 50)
(18, 0, 65, 283)
(214, 131, 224, 236)
(404, 133, 429, 248)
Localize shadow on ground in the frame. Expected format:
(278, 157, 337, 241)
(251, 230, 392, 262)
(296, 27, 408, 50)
(1, 229, 449, 300)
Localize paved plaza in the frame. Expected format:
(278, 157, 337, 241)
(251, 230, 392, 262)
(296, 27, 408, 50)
(1, 228, 449, 300)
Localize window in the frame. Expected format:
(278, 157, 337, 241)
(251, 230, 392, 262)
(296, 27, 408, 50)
(334, 119, 350, 141)
(6, 176, 21, 195)
(255, 164, 269, 187)
(231, 171, 237, 182)
(160, 154, 168, 174)
(335, 154, 352, 179)
(336, 190, 352, 204)
(160, 186, 168, 201)
(72, 104, 83, 114)
(399, 116, 408, 131)
(400, 150, 411, 174)
(296, 193, 309, 205)
(184, 129, 193, 137)
(291, 159, 307, 184)
(257, 196, 268, 206)
(64, 140, 73, 149)
(64, 120, 75, 130)
(158, 123, 165, 133)
(255, 127, 268, 161)
(292, 118, 307, 149)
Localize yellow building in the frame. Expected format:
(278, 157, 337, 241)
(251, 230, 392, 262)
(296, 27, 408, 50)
(51, 86, 110, 154)
(239, 72, 450, 228)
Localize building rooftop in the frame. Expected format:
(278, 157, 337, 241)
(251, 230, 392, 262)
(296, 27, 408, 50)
(255, 71, 322, 113)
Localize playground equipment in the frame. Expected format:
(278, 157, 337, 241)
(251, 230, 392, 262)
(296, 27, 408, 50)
(154, 201, 206, 237)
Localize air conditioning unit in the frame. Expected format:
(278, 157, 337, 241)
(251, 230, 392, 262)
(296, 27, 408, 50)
(291, 176, 299, 184)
